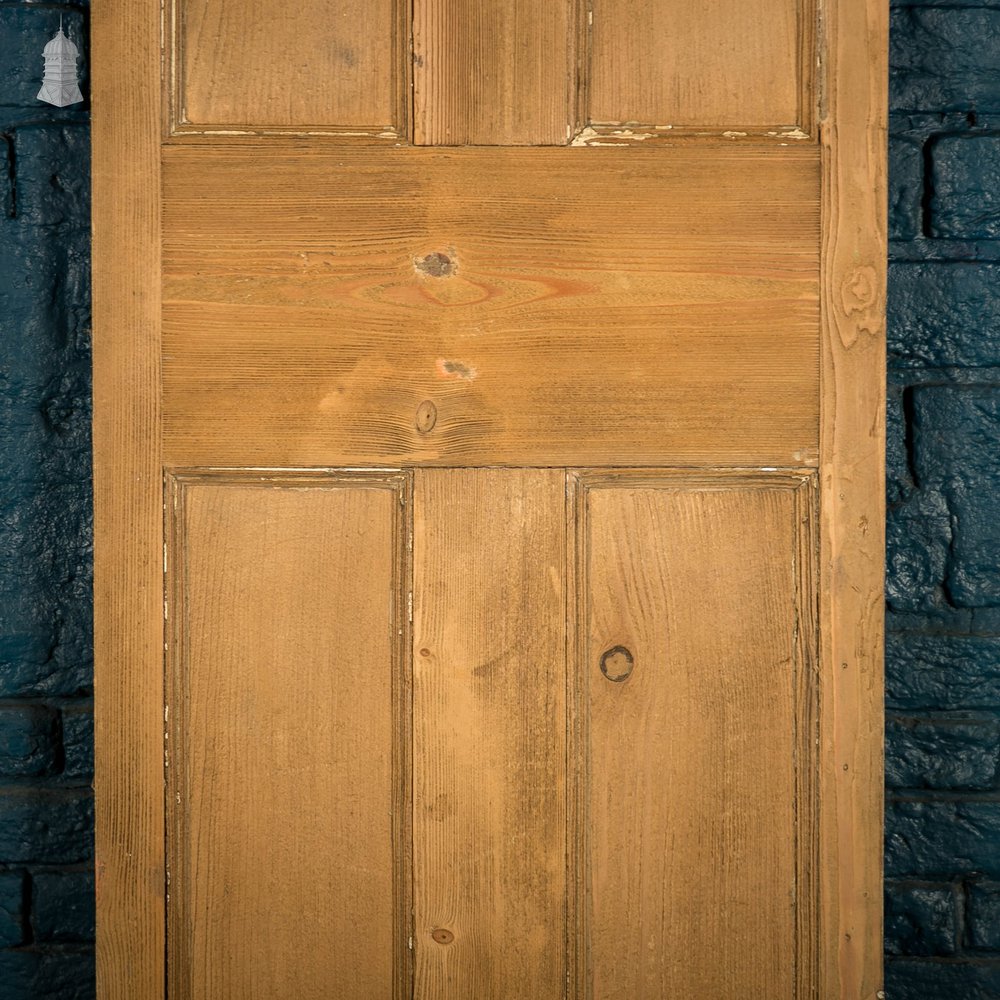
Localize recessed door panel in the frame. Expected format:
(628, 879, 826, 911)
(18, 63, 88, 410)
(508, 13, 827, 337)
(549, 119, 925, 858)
(166, 472, 410, 1000)
(577, 471, 818, 999)
(587, 0, 813, 135)
(170, 0, 405, 135)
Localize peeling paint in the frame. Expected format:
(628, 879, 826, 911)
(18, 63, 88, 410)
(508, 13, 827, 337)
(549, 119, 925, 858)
(571, 126, 655, 146)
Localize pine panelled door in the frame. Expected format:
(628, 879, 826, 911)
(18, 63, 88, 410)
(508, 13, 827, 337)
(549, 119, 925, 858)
(91, 1, 887, 997)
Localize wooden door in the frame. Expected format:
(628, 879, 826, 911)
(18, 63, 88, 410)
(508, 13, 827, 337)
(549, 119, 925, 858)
(92, 0, 887, 997)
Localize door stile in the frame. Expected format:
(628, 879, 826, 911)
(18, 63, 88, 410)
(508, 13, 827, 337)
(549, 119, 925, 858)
(818, 0, 888, 993)
(91, 0, 165, 997)
(818, 0, 889, 992)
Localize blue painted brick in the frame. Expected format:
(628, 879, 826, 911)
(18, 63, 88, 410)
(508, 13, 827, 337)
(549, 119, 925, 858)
(0, 704, 58, 777)
(885, 881, 958, 956)
(60, 709, 92, 781)
(0, 870, 26, 947)
(0, 5, 87, 112)
(0, 948, 95, 1000)
(886, 959, 1000, 1000)
(886, 389, 912, 505)
(0, 790, 93, 864)
(888, 263, 1000, 369)
(12, 124, 91, 228)
(930, 136, 1000, 239)
(886, 799, 1000, 878)
(0, 372, 92, 487)
(891, 7, 1000, 112)
(886, 633, 1000, 711)
(32, 871, 95, 943)
(912, 386, 1000, 606)
(0, 481, 93, 698)
(967, 880, 1000, 950)
(1, 135, 12, 219)
(885, 488, 950, 612)
(890, 137, 924, 241)
(0, 224, 92, 380)
(886, 717, 1000, 790)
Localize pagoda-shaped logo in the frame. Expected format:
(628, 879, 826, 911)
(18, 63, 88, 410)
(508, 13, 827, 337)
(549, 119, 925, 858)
(37, 19, 83, 107)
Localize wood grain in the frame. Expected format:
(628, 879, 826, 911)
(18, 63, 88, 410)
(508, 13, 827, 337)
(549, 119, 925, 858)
(412, 469, 566, 999)
(167, 471, 410, 1000)
(170, 0, 403, 135)
(413, 0, 575, 145)
(576, 471, 817, 999)
(587, 0, 812, 134)
(818, 0, 888, 991)
(91, 0, 164, 995)
(162, 145, 820, 469)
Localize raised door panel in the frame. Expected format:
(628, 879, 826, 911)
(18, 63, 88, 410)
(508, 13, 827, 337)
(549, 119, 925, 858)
(166, 472, 411, 1000)
(161, 145, 820, 469)
(576, 471, 818, 999)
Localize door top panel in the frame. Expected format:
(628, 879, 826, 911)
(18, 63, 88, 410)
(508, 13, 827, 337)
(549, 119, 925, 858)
(168, 0, 817, 143)
(162, 145, 819, 469)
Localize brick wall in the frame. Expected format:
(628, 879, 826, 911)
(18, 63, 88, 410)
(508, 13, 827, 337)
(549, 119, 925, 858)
(885, 1, 1000, 996)
(0, 2, 95, 997)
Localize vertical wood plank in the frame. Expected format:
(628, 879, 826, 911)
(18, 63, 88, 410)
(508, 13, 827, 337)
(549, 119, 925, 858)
(168, 472, 410, 1000)
(91, 0, 164, 995)
(578, 473, 816, 1000)
(412, 469, 567, 998)
(819, 0, 887, 992)
(413, 0, 576, 145)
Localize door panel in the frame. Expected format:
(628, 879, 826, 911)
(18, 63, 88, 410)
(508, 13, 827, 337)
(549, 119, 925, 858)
(412, 469, 567, 999)
(577, 471, 817, 999)
(587, 0, 812, 133)
(166, 472, 410, 1000)
(169, 0, 406, 136)
(413, 0, 574, 145)
(161, 145, 819, 469)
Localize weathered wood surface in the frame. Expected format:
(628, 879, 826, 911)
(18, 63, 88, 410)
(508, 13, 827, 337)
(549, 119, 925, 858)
(412, 469, 567, 999)
(162, 145, 820, 469)
(578, 471, 817, 999)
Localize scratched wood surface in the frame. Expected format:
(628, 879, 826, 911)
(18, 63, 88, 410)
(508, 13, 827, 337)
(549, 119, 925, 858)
(578, 471, 817, 999)
(413, 0, 574, 144)
(167, 473, 409, 1000)
(412, 469, 567, 999)
(161, 145, 820, 469)
(818, 0, 888, 991)
(170, 0, 402, 134)
(587, 0, 811, 134)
